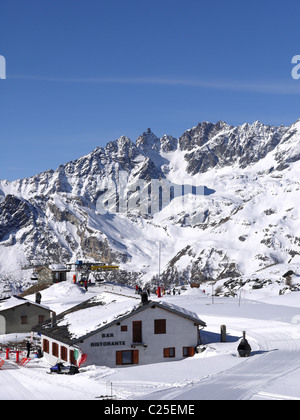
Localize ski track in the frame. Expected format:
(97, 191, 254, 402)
(0, 362, 96, 400)
(0, 368, 34, 400)
(141, 327, 300, 400)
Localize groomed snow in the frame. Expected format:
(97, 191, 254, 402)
(2, 281, 300, 400)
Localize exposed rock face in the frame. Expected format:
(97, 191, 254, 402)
(0, 119, 300, 288)
(179, 121, 287, 174)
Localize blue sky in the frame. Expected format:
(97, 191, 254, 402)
(1, 0, 300, 181)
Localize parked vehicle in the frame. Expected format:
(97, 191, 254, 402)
(48, 362, 79, 375)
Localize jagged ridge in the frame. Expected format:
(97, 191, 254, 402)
(0, 118, 299, 290)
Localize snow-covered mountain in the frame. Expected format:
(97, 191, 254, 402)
(0, 118, 300, 290)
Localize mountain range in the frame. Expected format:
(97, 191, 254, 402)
(0, 118, 300, 292)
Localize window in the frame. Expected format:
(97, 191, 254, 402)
(70, 350, 77, 366)
(61, 346, 68, 362)
(38, 315, 45, 324)
(21, 315, 28, 325)
(183, 347, 195, 357)
(154, 319, 166, 334)
(116, 350, 139, 365)
(121, 325, 128, 332)
(43, 339, 49, 353)
(122, 350, 133, 364)
(132, 321, 142, 343)
(164, 348, 175, 358)
(52, 342, 59, 357)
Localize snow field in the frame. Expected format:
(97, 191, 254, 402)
(1, 282, 300, 399)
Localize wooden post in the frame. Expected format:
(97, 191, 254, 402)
(221, 325, 227, 342)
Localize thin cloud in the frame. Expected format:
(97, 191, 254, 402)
(7, 74, 300, 94)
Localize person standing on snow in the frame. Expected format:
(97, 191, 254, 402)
(26, 341, 31, 358)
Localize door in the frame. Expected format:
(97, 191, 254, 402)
(132, 321, 142, 343)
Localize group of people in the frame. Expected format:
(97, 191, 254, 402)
(135, 285, 181, 297)
(135, 285, 151, 296)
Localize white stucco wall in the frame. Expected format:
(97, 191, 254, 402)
(40, 335, 79, 366)
(79, 305, 200, 367)
(41, 305, 200, 368)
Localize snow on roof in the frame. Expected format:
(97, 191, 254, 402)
(38, 291, 206, 344)
(0, 296, 27, 311)
(49, 264, 69, 271)
(157, 300, 206, 326)
(57, 292, 140, 341)
(0, 296, 50, 312)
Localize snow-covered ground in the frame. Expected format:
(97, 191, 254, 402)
(2, 281, 300, 400)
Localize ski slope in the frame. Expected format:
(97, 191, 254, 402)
(1, 282, 300, 400)
(143, 319, 300, 400)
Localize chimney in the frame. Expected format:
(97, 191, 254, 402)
(237, 330, 252, 357)
(141, 291, 149, 305)
(51, 311, 57, 328)
(35, 292, 41, 304)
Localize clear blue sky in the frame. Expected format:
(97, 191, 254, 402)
(1, 0, 300, 181)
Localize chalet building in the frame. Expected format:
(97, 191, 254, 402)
(34, 293, 206, 368)
(32, 264, 70, 285)
(0, 296, 51, 334)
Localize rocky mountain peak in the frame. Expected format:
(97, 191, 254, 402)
(0, 118, 300, 291)
(136, 128, 161, 152)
